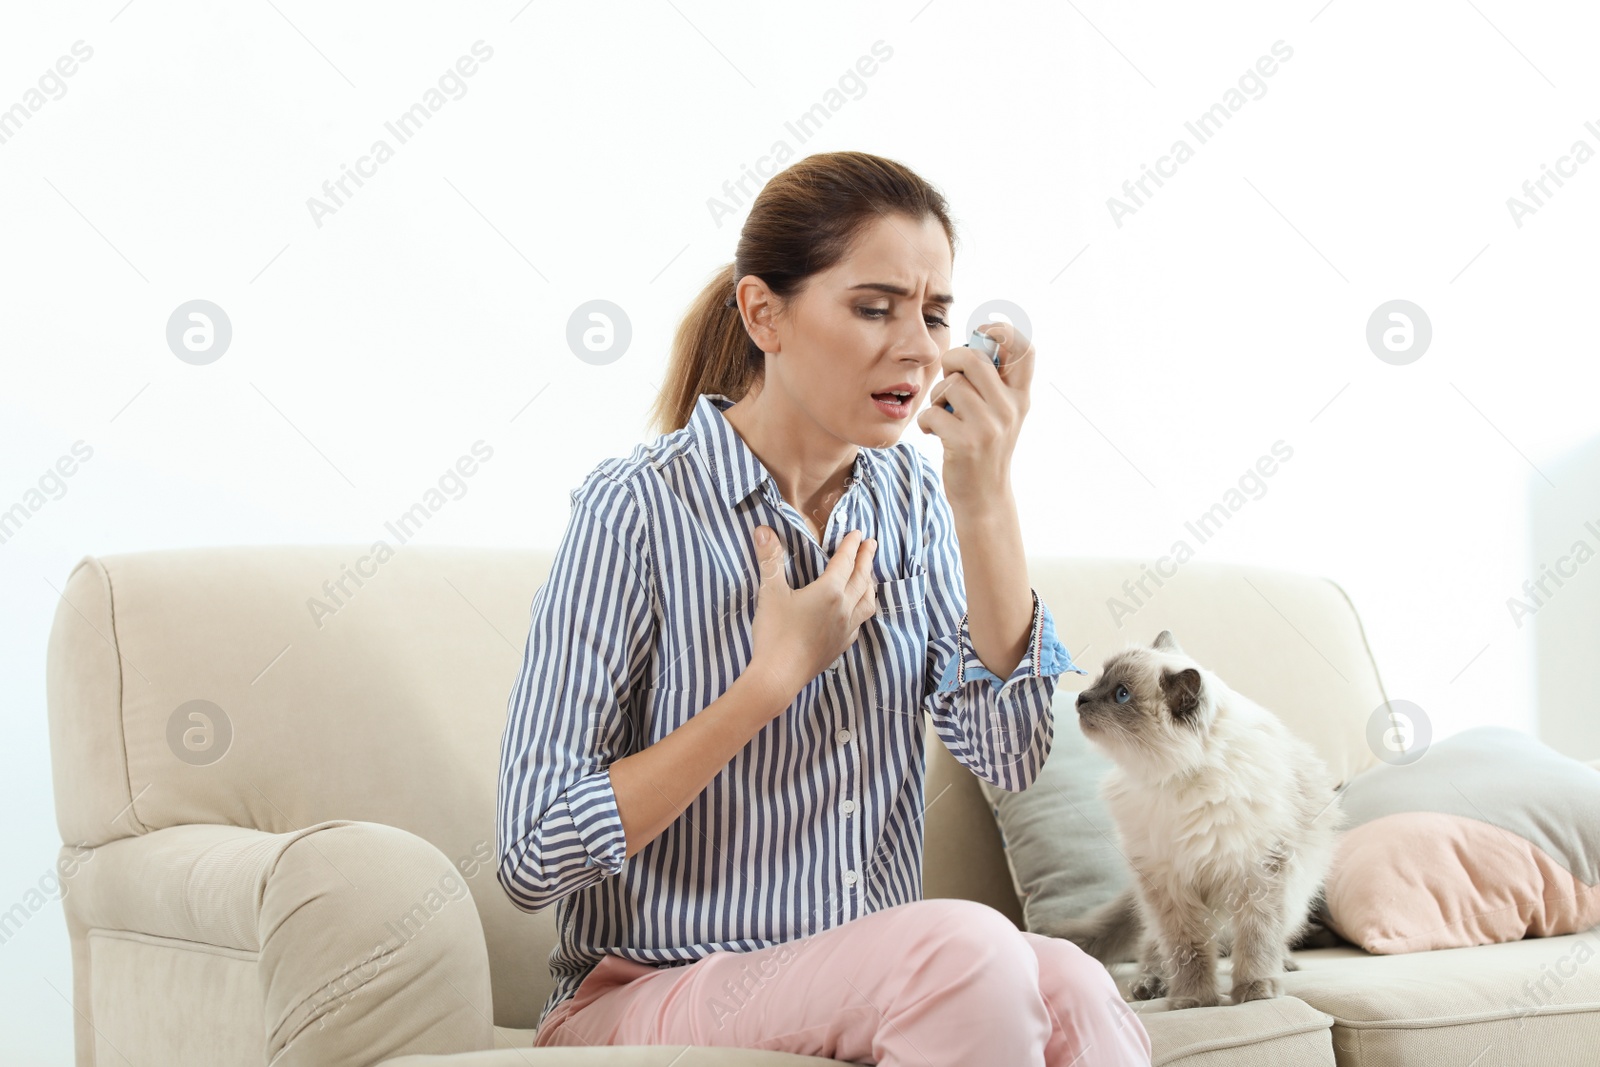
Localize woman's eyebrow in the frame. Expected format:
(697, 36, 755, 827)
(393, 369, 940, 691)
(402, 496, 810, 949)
(848, 282, 954, 305)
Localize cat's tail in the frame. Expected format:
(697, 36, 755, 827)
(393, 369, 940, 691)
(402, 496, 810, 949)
(1038, 886, 1144, 964)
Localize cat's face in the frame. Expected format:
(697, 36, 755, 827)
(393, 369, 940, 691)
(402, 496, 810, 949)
(1074, 630, 1214, 778)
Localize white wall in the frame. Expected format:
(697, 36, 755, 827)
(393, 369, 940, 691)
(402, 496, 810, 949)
(2, 0, 1597, 1060)
(1532, 435, 1600, 760)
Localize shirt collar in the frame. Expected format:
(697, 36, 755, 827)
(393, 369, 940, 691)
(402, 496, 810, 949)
(691, 393, 879, 508)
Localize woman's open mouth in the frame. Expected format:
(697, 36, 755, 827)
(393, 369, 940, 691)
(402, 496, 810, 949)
(870, 385, 917, 419)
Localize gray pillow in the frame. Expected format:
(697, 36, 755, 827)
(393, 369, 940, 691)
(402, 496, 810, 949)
(979, 693, 1130, 933)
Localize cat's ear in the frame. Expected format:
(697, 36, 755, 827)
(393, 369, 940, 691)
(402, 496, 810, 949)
(1153, 629, 1184, 654)
(1160, 667, 1203, 723)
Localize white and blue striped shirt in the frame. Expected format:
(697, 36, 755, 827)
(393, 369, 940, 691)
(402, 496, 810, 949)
(497, 392, 1086, 1029)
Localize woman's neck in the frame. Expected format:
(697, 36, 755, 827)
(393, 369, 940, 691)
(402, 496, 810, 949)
(722, 387, 859, 524)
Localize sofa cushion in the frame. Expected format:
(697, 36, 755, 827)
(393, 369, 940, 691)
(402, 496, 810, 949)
(431, 1003, 1341, 1067)
(1284, 933, 1600, 1065)
(1114, 932, 1600, 1067)
(1324, 726, 1600, 953)
(1132, 995, 1336, 1066)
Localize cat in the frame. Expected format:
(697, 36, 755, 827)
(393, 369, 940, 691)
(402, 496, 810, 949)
(1041, 629, 1347, 1009)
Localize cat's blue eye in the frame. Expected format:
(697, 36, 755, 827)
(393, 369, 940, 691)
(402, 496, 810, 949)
(1114, 684, 1131, 704)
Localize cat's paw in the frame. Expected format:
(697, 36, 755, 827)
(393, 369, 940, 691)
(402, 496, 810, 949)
(1230, 976, 1284, 1003)
(1168, 991, 1221, 1010)
(1282, 956, 1301, 972)
(1129, 972, 1167, 1001)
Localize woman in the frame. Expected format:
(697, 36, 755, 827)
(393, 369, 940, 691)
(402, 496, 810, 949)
(497, 150, 1152, 1066)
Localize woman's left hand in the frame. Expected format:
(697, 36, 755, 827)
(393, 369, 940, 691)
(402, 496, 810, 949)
(916, 321, 1036, 507)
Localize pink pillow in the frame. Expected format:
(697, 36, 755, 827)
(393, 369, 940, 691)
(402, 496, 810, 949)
(1321, 727, 1600, 954)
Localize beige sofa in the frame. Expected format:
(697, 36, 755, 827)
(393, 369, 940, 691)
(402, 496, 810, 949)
(45, 545, 1600, 1066)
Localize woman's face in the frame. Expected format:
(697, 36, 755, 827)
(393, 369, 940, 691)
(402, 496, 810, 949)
(752, 212, 954, 448)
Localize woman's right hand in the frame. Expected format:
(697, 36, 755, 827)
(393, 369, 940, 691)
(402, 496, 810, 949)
(749, 526, 878, 702)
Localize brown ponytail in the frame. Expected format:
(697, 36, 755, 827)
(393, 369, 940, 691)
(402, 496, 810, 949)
(648, 150, 957, 436)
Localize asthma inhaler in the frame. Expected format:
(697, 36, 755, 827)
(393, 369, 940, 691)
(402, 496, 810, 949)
(942, 327, 1002, 413)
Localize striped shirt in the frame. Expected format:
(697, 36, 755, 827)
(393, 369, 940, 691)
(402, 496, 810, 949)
(497, 392, 1086, 1030)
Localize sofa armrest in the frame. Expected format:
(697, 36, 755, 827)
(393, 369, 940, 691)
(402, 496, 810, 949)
(67, 821, 494, 1066)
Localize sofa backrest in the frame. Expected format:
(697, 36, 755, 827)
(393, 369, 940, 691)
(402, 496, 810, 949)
(923, 556, 1390, 921)
(46, 546, 1388, 1028)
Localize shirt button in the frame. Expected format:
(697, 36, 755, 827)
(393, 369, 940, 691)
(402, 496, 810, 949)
(828, 654, 844, 673)
(835, 728, 852, 744)
(844, 869, 858, 885)
(841, 799, 856, 814)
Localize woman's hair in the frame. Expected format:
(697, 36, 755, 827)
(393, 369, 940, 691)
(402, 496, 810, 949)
(649, 150, 958, 436)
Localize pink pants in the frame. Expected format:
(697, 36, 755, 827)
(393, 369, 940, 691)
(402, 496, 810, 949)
(533, 897, 1153, 1066)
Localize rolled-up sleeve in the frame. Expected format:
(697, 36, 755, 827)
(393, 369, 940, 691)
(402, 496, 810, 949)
(916, 455, 1086, 793)
(497, 467, 655, 913)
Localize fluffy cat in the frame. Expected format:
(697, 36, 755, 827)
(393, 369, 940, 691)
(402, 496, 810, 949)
(1043, 630, 1347, 1009)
